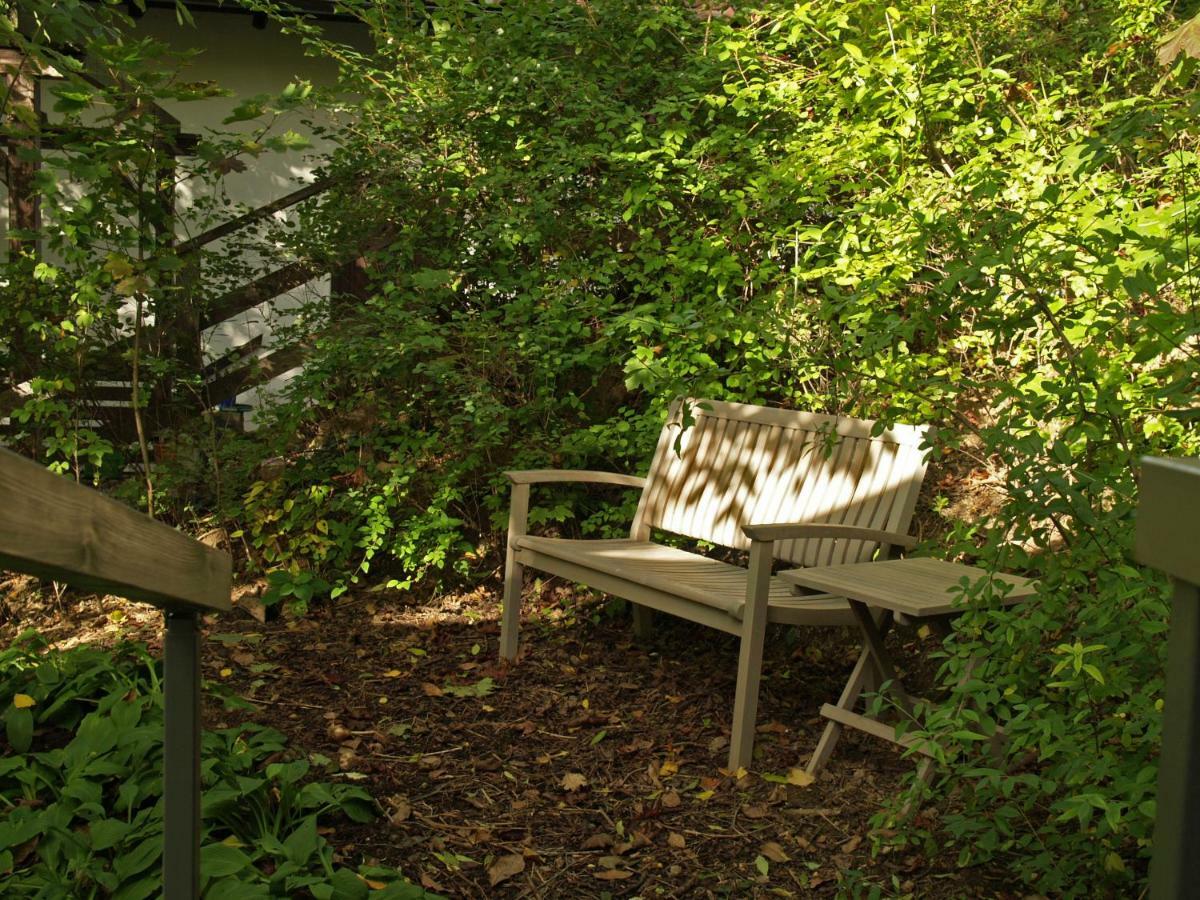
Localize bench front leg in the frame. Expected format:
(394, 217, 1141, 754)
(728, 538, 774, 770)
(499, 482, 531, 661)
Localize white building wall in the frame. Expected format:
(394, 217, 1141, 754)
(138, 9, 365, 420)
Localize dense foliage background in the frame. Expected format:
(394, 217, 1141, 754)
(8, 0, 1200, 893)
(239, 0, 1200, 891)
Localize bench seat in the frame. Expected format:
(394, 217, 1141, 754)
(514, 535, 856, 630)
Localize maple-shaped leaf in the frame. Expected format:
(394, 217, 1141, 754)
(561, 772, 588, 792)
(1158, 13, 1200, 66)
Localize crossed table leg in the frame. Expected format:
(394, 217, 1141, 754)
(805, 600, 940, 780)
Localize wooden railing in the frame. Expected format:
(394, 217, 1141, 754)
(0, 448, 232, 899)
(1135, 456, 1200, 899)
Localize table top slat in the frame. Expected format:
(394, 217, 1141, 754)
(780, 558, 1036, 617)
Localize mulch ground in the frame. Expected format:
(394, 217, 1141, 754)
(1, 576, 1019, 898)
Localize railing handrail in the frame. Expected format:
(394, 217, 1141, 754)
(0, 447, 231, 899)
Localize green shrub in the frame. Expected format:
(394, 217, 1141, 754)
(222, 0, 1200, 891)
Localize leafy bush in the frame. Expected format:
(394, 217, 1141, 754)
(0, 632, 430, 898)
(223, 0, 1200, 891)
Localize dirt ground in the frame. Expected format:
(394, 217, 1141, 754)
(1, 575, 1021, 899)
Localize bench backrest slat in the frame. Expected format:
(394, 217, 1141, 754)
(631, 399, 931, 566)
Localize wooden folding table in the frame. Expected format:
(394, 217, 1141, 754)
(779, 557, 1037, 776)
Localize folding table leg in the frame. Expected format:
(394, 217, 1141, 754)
(806, 608, 895, 775)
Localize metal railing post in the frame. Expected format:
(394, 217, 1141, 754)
(163, 609, 202, 899)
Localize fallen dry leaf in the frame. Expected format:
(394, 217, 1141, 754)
(561, 772, 588, 792)
(659, 759, 680, 777)
(668, 832, 687, 849)
(742, 803, 768, 819)
(761, 841, 790, 863)
(581, 833, 613, 850)
(661, 790, 682, 809)
(593, 869, 634, 880)
(421, 682, 443, 697)
(487, 853, 525, 887)
(842, 834, 863, 854)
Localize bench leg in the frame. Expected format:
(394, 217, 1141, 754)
(499, 557, 523, 661)
(728, 540, 773, 770)
(631, 603, 654, 639)
(499, 483, 530, 662)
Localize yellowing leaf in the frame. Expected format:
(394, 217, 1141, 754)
(12, 694, 35, 709)
(383, 669, 402, 678)
(787, 768, 814, 787)
(659, 759, 679, 777)
(219, 668, 233, 678)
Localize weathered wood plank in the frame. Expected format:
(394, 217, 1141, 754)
(1136, 456, 1200, 585)
(0, 448, 231, 610)
(780, 558, 1036, 618)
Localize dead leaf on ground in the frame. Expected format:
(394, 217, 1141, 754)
(581, 833, 613, 850)
(661, 790, 682, 809)
(668, 832, 687, 849)
(593, 868, 634, 880)
(742, 803, 768, 819)
(487, 853, 526, 886)
(842, 834, 863, 854)
(561, 772, 588, 792)
(387, 796, 412, 824)
(421, 682, 443, 697)
(761, 841, 790, 863)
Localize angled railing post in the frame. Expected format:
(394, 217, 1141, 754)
(164, 609, 202, 898)
(1135, 456, 1200, 900)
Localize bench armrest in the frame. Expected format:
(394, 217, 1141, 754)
(741, 522, 919, 550)
(504, 469, 646, 489)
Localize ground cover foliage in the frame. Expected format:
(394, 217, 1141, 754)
(5, 0, 1200, 894)
(0, 630, 431, 898)
(225, 0, 1200, 892)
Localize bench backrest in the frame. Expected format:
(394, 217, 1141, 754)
(630, 399, 932, 567)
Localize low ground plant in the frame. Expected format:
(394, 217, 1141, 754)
(0, 631, 429, 898)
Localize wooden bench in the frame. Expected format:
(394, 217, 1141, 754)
(499, 398, 932, 768)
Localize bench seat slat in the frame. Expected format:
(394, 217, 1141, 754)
(514, 535, 857, 627)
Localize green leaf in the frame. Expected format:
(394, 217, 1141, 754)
(5, 707, 33, 754)
(201, 842, 254, 878)
(329, 868, 371, 900)
(282, 815, 320, 866)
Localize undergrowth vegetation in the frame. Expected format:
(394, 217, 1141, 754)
(227, 0, 1197, 891)
(5, 0, 1200, 893)
(0, 633, 428, 899)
